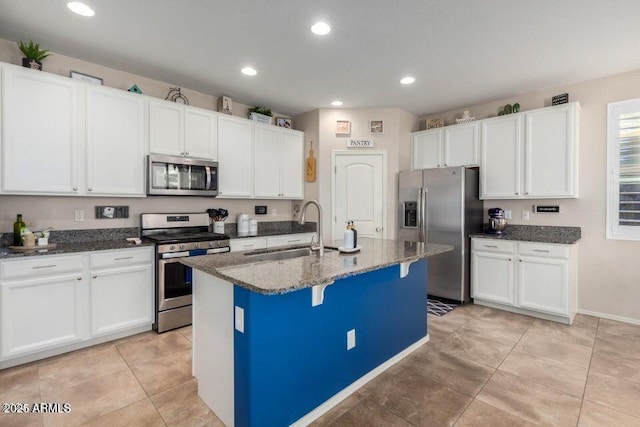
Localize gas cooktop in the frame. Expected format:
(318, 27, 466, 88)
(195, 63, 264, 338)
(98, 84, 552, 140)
(143, 232, 230, 244)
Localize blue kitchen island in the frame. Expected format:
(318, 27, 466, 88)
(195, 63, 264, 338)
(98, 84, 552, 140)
(182, 238, 452, 427)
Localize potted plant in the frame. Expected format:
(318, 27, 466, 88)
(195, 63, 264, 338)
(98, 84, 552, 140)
(18, 40, 51, 71)
(248, 106, 273, 124)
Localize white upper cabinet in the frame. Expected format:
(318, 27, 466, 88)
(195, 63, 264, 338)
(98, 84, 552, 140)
(524, 104, 578, 198)
(443, 122, 479, 167)
(217, 115, 253, 197)
(1, 66, 81, 194)
(254, 125, 304, 199)
(411, 123, 478, 170)
(185, 107, 218, 160)
(149, 100, 217, 160)
(86, 86, 146, 196)
(480, 102, 580, 199)
(480, 114, 523, 199)
(411, 129, 441, 169)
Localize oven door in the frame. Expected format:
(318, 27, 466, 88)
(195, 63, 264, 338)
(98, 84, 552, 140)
(158, 257, 193, 311)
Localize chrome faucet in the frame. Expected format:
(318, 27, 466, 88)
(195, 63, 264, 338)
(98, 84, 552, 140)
(298, 200, 324, 256)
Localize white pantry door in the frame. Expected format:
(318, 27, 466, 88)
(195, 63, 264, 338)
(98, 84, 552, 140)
(332, 151, 387, 240)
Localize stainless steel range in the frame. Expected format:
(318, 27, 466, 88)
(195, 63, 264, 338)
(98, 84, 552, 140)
(141, 213, 230, 333)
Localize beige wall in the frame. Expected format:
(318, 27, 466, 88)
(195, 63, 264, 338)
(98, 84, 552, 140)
(295, 108, 419, 241)
(0, 38, 297, 231)
(293, 110, 320, 223)
(422, 69, 640, 323)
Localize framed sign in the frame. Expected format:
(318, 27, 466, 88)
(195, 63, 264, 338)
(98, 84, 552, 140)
(347, 139, 374, 148)
(70, 70, 103, 85)
(370, 120, 383, 134)
(336, 120, 351, 135)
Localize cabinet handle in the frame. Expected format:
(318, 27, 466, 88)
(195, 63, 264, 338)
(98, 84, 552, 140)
(444, 164, 447, 167)
(484, 245, 498, 248)
(77, 277, 82, 281)
(437, 164, 441, 168)
(288, 239, 301, 243)
(519, 259, 522, 262)
(73, 187, 78, 191)
(533, 249, 550, 253)
(32, 264, 56, 269)
(92, 275, 98, 279)
(114, 256, 134, 261)
(185, 152, 189, 155)
(243, 244, 254, 248)
(525, 192, 529, 195)
(88, 188, 93, 191)
(515, 192, 519, 195)
(508, 258, 513, 261)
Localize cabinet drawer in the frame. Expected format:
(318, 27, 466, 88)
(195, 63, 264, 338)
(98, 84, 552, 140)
(1, 255, 84, 280)
(518, 242, 569, 259)
(266, 233, 314, 248)
(90, 248, 153, 269)
(471, 238, 515, 254)
(230, 238, 267, 252)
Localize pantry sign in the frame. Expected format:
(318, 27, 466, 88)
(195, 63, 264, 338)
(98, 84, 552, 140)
(347, 139, 374, 148)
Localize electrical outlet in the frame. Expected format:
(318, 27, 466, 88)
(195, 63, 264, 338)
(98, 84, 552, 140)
(347, 329, 356, 350)
(74, 209, 84, 221)
(271, 208, 277, 217)
(504, 209, 512, 220)
(522, 210, 530, 221)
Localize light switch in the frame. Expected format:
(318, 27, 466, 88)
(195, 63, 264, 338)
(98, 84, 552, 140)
(347, 329, 356, 350)
(522, 210, 530, 221)
(504, 210, 512, 220)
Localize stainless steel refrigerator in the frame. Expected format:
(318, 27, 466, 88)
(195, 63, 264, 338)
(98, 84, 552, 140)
(398, 167, 483, 303)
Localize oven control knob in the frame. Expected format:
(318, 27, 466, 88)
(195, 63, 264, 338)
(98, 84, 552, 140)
(195, 243, 201, 248)
(209, 241, 216, 247)
(179, 244, 185, 250)
(169, 245, 175, 251)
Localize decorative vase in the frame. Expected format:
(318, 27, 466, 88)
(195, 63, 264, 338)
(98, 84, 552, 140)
(22, 58, 42, 70)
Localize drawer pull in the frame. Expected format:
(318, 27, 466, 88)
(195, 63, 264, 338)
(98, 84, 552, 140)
(243, 244, 254, 248)
(32, 264, 56, 269)
(533, 249, 550, 253)
(288, 239, 301, 243)
(114, 256, 134, 261)
(484, 245, 498, 248)
(92, 275, 98, 279)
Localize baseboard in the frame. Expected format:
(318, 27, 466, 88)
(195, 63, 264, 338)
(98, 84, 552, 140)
(290, 334, 430, 427)
(578, 309, 640, 326)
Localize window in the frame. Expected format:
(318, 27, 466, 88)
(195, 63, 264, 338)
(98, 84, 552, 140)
(607, 98, 640, 240)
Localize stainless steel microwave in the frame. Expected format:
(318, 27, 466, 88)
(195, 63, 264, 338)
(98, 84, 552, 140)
(147, 154, 218, 196)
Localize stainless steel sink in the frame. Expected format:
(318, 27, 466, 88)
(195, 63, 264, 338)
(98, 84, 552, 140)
(244, 246, 333, 262)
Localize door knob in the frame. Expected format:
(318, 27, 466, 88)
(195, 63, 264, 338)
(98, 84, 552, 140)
(376, 227, 383, 232)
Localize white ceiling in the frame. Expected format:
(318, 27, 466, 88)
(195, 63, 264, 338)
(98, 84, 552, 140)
(1, 1, 640, 117)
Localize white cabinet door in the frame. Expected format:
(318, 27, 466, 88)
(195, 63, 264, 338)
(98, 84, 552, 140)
(279, 129, 304, 198)
(1, 67, 80, 194)
(471, 251, 515, 305)
(480, 114, 523, 199)
(217, 115, 253, 197)
(86, 86, 146, 196)
(444, 123, 479, 167)
(524, 104, 578, 198)
(254, 124, 281, 197)
(1, 273, 87, 357)
(149, 100, 184, 156)
(518, 256, 568, 315)
(185, 107, 217, 160)
(411, 129, 442, 170)
(90, 264, 153, 336)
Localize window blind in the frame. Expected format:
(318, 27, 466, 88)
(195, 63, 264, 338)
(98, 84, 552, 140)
(618, 111, 640, 226)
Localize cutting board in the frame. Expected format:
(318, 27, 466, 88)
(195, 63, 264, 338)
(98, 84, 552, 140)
(305, 141, 316, 182)
(9, 243, 57, 251)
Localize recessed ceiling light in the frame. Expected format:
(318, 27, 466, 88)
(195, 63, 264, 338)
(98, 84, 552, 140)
(311, 22, 331, 36)
(67, 2, 95, 17)
(400, 76, 416, 85)
(331, 100, 343, 106)
(241, 67, 257, 76)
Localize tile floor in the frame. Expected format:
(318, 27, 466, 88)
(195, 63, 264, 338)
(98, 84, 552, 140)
(0, 305, 639, 426)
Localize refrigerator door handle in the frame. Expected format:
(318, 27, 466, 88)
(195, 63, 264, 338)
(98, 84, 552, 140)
(417, 188, 423, 242)
(422, 187, 429, 243)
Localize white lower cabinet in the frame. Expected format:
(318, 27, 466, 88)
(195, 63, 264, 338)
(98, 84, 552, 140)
(229, 233, 316, 252)
(90, 249, 154, 337)
(1, 272, 87, 358)
(0, 247, 154, 363)
(230, 237, 267, 252)
(471, 238, 577, 323)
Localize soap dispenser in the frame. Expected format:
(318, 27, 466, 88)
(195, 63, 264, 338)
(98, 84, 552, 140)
(343, 223, 354, 249)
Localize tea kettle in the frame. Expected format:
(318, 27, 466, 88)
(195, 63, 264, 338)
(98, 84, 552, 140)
(237, 213, 250, 235)
(487, 208, 507, 235)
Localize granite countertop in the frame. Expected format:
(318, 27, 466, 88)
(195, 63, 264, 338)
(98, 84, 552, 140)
(223, 220, 317, 239)
(180, 237, 453, 295)
(0, 227, 152, 259)
(0, 240, 154, 259)
(470, 225, 581, 244)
